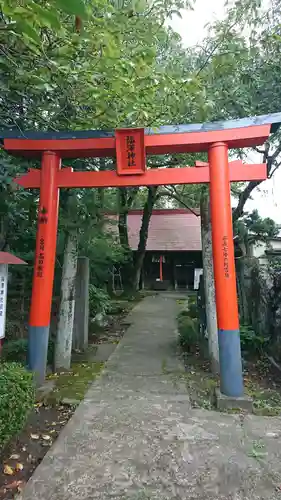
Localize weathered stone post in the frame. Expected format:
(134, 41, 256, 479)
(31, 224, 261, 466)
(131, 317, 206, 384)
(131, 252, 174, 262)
(73, 257, 89, 351)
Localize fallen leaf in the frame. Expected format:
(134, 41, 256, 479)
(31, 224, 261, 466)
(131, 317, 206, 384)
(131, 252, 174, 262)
(15, 463, 24, 472)
(14, 492, 23, 500)
(41, 441, 52, 447)
(42, 435, 51, 441)
(30, 434, 39, 440)
(3, 464, 14, 475)
(0, 480, 23, 491)
(266, 432, 278, 438)
(9, 454, 20, 460)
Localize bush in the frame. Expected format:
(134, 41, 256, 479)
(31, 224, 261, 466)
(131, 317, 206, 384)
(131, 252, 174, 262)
(240, 324, 269, 356)
(2, 339, 28, 363)
(89, 284, 111, 317)
(2, 338, 55, 366)
(0, 363, 35, 448)
(178, 309, 190, 317)
(187, 302, 198, 319)
(108, 301, 128, 315)
(188, 294, 197, 305)
(178, 315, 199, 353)
(177, 302, 198, 321)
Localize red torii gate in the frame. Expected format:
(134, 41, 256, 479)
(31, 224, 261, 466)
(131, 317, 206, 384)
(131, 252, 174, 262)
(2, 117, 275, 396)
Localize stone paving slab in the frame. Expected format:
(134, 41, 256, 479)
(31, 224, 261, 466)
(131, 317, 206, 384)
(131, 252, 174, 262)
(22, 294, 281, 500)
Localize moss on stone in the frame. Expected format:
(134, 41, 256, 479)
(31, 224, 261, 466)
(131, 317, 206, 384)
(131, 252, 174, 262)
(47, 362, 104, 404)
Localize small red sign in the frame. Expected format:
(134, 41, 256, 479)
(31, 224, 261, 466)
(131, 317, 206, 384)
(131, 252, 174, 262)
(115, 128, 146, 175)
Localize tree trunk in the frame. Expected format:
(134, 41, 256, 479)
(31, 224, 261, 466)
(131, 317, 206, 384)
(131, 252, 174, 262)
(118, 187, 139, 249)
(236, 257, 249, 325)
(132, 187, 157, 291)
(73, 257, 89, 352)
(118, 210, 129, 248)
(97, 158, 106, 215)
(55, 227, 78, 370)
(117, 188, 134, 291)
(200, 190, 220, 374)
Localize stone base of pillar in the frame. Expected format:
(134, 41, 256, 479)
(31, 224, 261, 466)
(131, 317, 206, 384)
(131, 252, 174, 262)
(215, 388, 253, 412)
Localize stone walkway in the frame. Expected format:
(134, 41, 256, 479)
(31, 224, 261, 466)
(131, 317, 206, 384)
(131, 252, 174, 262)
(22, 294, 281, 499)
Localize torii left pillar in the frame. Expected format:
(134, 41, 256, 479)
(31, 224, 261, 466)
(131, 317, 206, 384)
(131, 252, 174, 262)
(28, 152, 61, 384)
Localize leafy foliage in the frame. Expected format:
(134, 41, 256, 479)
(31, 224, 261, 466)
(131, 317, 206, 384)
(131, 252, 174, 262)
(0, 362, 35, 448)
(2, 338, 56, 366)
(187, 302, 198, 320)
(234, 209, 279, 257)
(194, 1, 281, 220)
(240, 324, 269, 356)
(2, 338, 28, 363)
(88, 284, 111, 317)
(178, 313, 199, 353)
(1, 0, 87, 50)
(0, 0, 203, 299)
(238, 254, 281, 364)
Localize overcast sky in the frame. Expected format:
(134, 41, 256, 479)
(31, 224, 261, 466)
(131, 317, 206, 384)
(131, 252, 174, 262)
(170, 0, 281, 223)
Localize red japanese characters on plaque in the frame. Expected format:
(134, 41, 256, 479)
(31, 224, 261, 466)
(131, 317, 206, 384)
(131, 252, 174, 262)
(115, 128, 146, 175)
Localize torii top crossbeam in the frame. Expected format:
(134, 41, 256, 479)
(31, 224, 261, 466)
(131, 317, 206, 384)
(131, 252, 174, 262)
(2, 112, 280, 188)
(2, 111, 281, 159)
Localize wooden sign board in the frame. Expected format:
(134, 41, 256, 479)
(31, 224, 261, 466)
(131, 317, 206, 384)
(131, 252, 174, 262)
(115, 128, 146, 175)
(0, 254, 26, 341)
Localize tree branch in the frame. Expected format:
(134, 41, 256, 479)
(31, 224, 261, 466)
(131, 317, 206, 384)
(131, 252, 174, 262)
(196, 21, 238, 76)
(269, 161, 281, 179)
(232, 180, 261, 222)
(253, 146, 265, 155)
(157, 190, 199, 216)
(232, 138, 281, 223)
(268, 141, 281, 169)
(127, 187, 139, 208)
(232, 142, 274, 222)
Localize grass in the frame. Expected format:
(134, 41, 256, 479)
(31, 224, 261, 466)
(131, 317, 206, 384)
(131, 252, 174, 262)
(182, 369, 217, 410)
(176, 299, 188, 305)
(245, 378, 281, 416)
(176, 298, 281, 416)
(171, 353, 218, 410)
(248, 440, 267, 460)
(47, 361, 104, 404)
(172, 358, 281, 416)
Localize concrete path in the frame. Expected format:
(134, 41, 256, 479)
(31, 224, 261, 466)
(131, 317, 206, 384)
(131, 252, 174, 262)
(22, 294, 281, 499)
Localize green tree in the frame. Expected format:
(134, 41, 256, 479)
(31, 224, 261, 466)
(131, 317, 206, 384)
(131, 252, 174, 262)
(1, 0, 206, 371)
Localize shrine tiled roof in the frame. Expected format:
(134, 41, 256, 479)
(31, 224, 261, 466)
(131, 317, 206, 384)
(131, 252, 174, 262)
(127, 209, 201, 252)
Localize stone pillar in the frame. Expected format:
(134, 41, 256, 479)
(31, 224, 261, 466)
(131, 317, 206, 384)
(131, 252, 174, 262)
(73, 257, 89, 351)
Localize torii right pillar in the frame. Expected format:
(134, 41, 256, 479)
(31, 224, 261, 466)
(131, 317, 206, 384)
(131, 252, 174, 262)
(209, 142, 244, 398)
